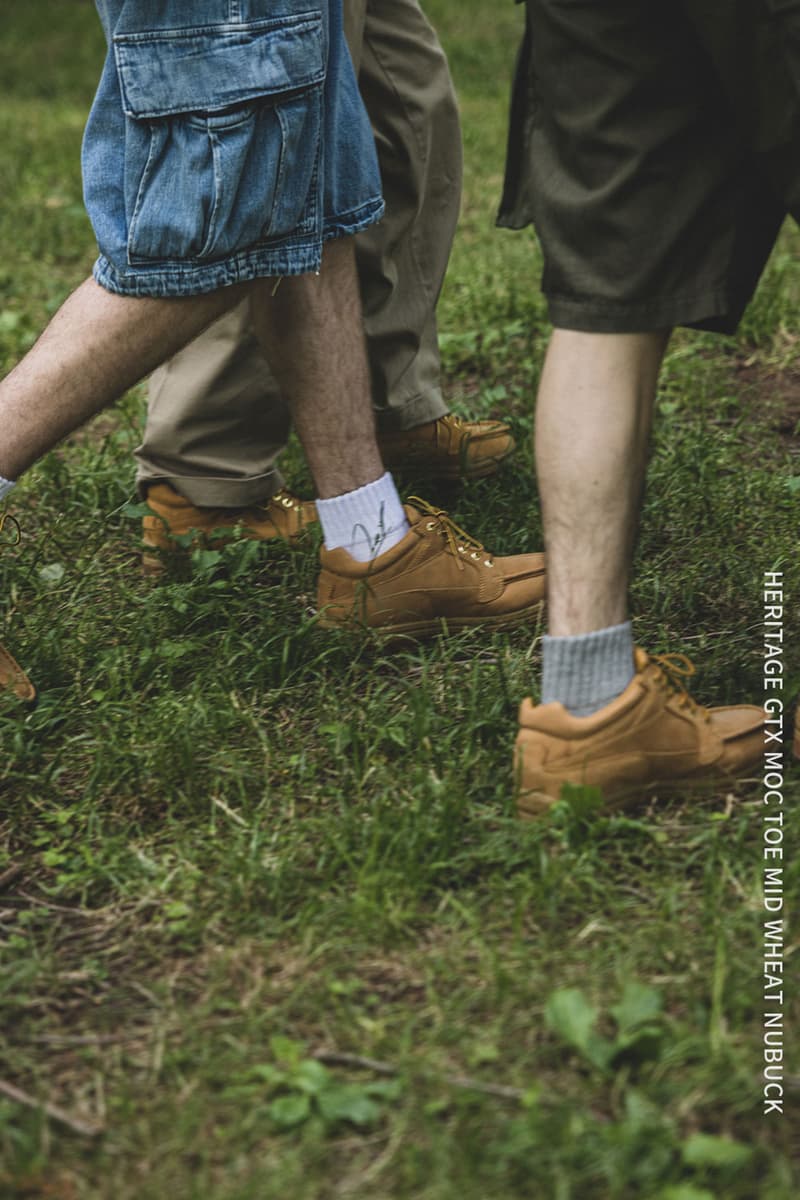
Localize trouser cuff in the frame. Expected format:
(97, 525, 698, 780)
(136, 466, 285, 508)
(374, 388, 449, 433)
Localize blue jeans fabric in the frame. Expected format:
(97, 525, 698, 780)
(84, 0, 384, 296)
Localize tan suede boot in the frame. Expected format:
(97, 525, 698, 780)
(1, 513, 35, 701)
(142, 482, 318, 575)
(317, 501, 545, 635)
(515, 648, 764, 817)
(377, 414, 515, 480)
(0, 643, 35, 702)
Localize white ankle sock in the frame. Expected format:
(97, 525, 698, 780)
(0, 476, 16, 502)
(316, 472, 409, 562)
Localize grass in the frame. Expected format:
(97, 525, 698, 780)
(1, 1, 799, 1197)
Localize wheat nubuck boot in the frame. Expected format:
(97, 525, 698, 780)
(317, 501, 545, 636)
(515, 648, 764, 817)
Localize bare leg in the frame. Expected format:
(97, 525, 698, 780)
(517, 325, 765, 814)
(250, 237, 384, 499)
(535, 329, 670, 636)
(0, 278, 247, 481)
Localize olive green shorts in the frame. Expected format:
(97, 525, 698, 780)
(498, 0, 800, 334)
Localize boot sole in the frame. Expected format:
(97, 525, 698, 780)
(317, 599, 544, 638)
(516, 768, 759, 820)
(142, 551, 168, 578)
(141, 528, 314, 577)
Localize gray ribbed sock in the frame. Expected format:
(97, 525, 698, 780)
(541, 621, 635, 717)
(0, 476, 16, 502)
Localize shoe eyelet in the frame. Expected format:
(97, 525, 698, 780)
(426, 521, 437, 531)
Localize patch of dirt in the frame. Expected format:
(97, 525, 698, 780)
(732, 359, 800, 450)
(0, 1175, 78, 1200)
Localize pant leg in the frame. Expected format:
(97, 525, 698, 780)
(136, 304, 289, 506)
(684, 0, 800, 221)
(357, 0, 463, 431)
(135, 3, 372, 505)
(134, 5, 371, 505)
(135, 0, 462, 501)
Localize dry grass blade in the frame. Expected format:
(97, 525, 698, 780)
(0, 1078, 104, 1139)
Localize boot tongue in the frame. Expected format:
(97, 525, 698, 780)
(633, 646, 650, 673)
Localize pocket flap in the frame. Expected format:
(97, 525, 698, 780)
(114, 15, 325, 119)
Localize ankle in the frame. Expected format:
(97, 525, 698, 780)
(541, 621, 635, 716)
(316, 472, 409, 562)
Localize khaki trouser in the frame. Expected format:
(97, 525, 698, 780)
(135, 0, 462, 506)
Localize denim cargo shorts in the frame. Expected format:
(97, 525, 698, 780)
(84, 1, 385, 297)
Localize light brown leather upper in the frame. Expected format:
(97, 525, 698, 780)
(377, 415, 515, 479)
(0, 642, 35, 702)
(516, 648, 764, 803)
(318, 504, 545, 631)
(142, 483, 317, 552)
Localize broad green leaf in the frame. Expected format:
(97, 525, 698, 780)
(39, 563, 65, 586)
(269, 1035, 304, 1067)
(269, 1093, 311, 1128)
(659, 1188, 715, 1200)
(317, 1085, 381, 1126)
(611, 981, 663, 1033)
(41, 849, 67, 867)
(545, 988, 616, 1070)
(544, 988, 597, 1054)
(120, 501, 152, 519)
(218, 1084, 263, 1100)
(681, 1133, 753, 1169)
(469, 1041, 501, 1066)
(248, 1064, 285, 1087)
(623, 1089, 659, 1127)
(190, 548, 224, 571)
(0, 311, 21, 333)
(365, 1078, 403, 1101)
(158, 641, 195, 660)
(292, 1059, 330, 1095)
(584, 1031, 616, 1071)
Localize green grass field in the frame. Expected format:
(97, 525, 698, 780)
(1, 2, 799, 1197)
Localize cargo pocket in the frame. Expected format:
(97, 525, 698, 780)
(113, 14, 325, 265)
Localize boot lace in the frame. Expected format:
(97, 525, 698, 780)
(436, 413, 465, 445)
(650, 652, 710, 722)
(0, 510, 21, 546)
(407, 495, 493, 570)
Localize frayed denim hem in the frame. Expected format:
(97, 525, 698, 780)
(93, 197, 384, 297)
